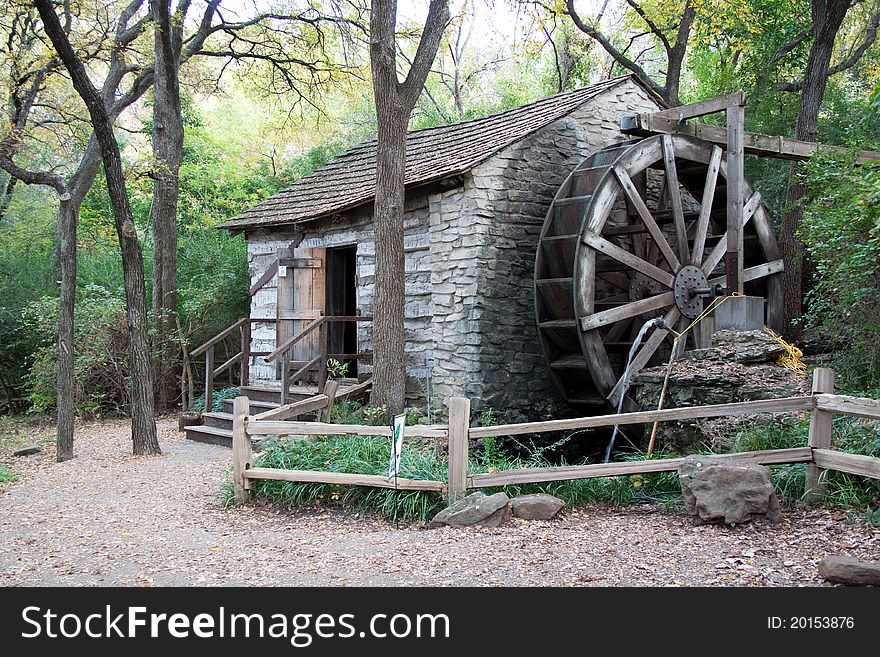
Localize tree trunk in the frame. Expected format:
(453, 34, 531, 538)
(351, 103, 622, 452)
(370, 109, 409, 415)
(780, 0, 850, 338)
(150, 0, 184, 412)
(36, 0, 160, 455)
(55, 198, 79, 462)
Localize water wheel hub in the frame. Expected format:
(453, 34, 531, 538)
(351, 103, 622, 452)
(673, 265, 709, 319)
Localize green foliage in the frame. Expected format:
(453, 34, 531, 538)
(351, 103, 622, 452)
(22, 285, 129, 416)
(189, 386, 240, 413)
(326, 358, 349, 379)
(362, 405, 389, 426)
(800, 152, 880, 389)
(0, 466, 20, 483)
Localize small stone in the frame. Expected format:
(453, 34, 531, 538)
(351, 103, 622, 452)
(818, 556, 880, 586)
(13, 445, 42, 457)
(510, 493, 565, 520)
(428, 492, 511, 528)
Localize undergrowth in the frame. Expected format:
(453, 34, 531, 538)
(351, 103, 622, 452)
(0, 465, 20, 483)
(190, 386, 240, 413)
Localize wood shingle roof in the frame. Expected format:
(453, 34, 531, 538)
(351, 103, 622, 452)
(220, 75, 640, 231)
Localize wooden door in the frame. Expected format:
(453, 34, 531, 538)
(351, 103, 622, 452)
(276, 247, 325, 380)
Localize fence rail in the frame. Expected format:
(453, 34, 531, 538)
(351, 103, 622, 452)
(230, 368, 880, 506)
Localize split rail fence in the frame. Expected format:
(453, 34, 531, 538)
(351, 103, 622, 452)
(230, 368, 880, 505)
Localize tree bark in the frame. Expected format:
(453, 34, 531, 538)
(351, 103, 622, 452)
(150, 0, 184, 411)
(780, 0, 851, 338)
(36, 0, 160, 455)
(369, 0, 448, 415)
(55, 198, 78, 461)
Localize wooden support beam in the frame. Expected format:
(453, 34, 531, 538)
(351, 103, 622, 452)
(648, 92, 746, 122)
(726, 102, 745, 294)
(621, 113, 880, 163)
(244, 467, 446, 492)
(246, 420, 448, 439)
(447, 397, 471, 502)
(468, 395, 815, 439)
(812, 449, 880, 480)
(815, 393, 880, 420)
(468, 447, 812, 488)
(252, 394, 330, 422)
(805, 368, 835, 504)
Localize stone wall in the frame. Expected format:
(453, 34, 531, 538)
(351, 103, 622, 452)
(429, 78, 662, 420)
(245, 204, 433, 387)
(243, 78, 662, 417)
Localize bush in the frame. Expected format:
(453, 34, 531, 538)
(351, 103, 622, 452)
(22, 285, 130, 416)
(189, 386, 240, 413)
(800, 152, 880, 390)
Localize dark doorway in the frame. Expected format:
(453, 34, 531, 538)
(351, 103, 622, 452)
(325, 246, 358, 378)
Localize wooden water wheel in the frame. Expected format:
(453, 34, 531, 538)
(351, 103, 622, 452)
(534, 133, 784, 411)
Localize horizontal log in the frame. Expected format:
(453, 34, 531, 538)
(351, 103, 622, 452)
(246, 419, 448, 439)
(252, 394, 329, 422)
(621, 114, 880, 163)
(244, 467, 446, 492)
(815, 394, 880, 420)
(812, 449, 880, 480)
(191, 318, 246, 356)
(468, 447, 813, 487)
(334, 378, 373, 402)
(468, 396, 815, 439)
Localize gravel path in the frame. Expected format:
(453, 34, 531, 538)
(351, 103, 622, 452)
(1, 417, 877, 586)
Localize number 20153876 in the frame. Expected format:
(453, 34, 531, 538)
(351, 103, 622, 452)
(768, 617, 854, 630)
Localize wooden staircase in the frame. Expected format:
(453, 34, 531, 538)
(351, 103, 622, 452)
(182, 380, 369, 447)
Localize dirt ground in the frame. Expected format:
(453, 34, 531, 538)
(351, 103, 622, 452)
(0, 417, 877, 587)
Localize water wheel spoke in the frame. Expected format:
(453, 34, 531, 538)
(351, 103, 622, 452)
(700, 190, 763, 276)
(608, 307, 682, 405)
(606, 317, 633, 342)
(708, 259, 784, 286)
(613, 167, 680, 272)
(579, 291, 674, 331)
(691, 145, 722, 265)
(597, 271, 632, 291)
(582, 230, 675, 288)
(662, 135, 690, 264)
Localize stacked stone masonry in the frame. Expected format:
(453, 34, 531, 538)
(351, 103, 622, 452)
(244, 78, 661, 418)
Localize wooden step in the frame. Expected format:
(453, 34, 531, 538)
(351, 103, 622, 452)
(202, 411, 233, 430)
(221, 398, 280, 414)
(184, 424, 234, 448)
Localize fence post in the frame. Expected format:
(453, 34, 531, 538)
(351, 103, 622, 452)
(805, 367, 835, 504)
(447, 397, 471, 502)
(232, 396, 254, 504)
(321, 379, 340, 422)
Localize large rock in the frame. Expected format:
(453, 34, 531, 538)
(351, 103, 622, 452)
(13, 444, 42, 457)
(429, 492, 511, 528)
(510, 493, 565, 520)
(678, 456, 782, 525)
(818, 556, 880, 586)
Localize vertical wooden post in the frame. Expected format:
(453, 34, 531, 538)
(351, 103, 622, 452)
(726, 101, 745, 294)
(232, 396, 253, 504)
(321, 379, 340, 422)
(281, 351, 290, 405)
(204, 347, 214, 414)
(447, 397, 471, 502)
(318, 320, 328, 393)
(239, 321, 251, 388)
(805, 367, 835, 503)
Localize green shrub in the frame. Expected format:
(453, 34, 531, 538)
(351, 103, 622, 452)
(189, 386, 240, 413)
(21, 284, 130, 416)
(0, 466, 20, 483)
(800, 152, 880, 390)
